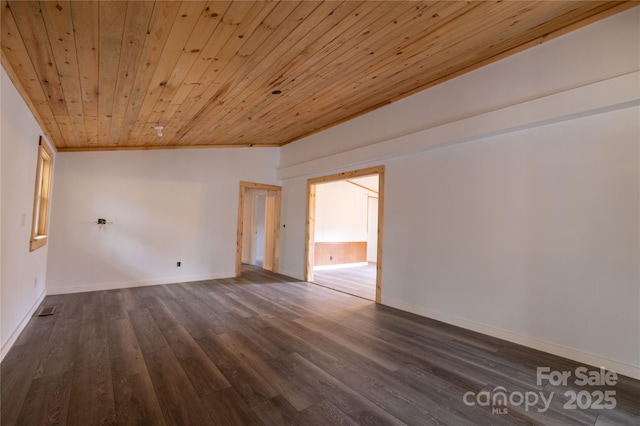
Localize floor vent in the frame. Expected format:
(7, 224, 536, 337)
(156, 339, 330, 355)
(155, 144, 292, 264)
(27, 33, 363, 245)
(36, 307, 56, 316)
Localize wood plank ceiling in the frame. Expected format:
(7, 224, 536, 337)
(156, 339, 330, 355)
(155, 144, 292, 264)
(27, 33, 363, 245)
(0, 1, 633, 152)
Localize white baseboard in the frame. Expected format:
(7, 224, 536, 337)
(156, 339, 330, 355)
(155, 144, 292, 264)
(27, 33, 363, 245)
(313, 262, 369, 271)
(1, 289, 46, 362)
(383, 297, 640, 380)
(47, 272, 236, 295)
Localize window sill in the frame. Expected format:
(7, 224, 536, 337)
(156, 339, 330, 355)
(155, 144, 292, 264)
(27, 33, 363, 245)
(29, 235, 48, 252)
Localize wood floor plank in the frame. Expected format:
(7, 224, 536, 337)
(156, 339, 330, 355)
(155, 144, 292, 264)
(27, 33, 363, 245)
(106, 318, 146, 379)
(121, 287, 149, 312)
(387, 303, 507, 348)
(162, 296, 217, 338)
(145, 295, 180, 331)
(260, 312, 502, 425)
(251, 395, 308, 426)
(393, 364, 526, 425)
(79, 301, 107, 342)
(196, 331, 278, 407)
(594, 409, 640, 426)
(312, 263, 376, 300)
(222, 321, 408, 426)
(218, 332, 324, 411)
(1, 342, 47, 426)
(208, 290, 258, 319)
(14, 368, 74, 426)
(163, 325, 231, 395)
(128, 308, 169, 352)
(13, 310, 57, 346)
(40, 294, 68, 307)
(103, 290, 129, 320)
(302, 399, 360, 426)
(237, 319, 295, 360)
(311, 321, 405, 371)
(57, 293, 87, 320)
(201, 387, 264, 426)
(276, 353, 405, 426)
(1, 264, 639, 426)
(67, 338, 116, 426)
(338, 309, 535, 390)
(352, 303, 505, 353)
(113, 372, 166, 426)
(224, 291, 286, 317)
(291, 349, 456, 426)
(34, 318, 82, 379)
(138, 345, 214, 426)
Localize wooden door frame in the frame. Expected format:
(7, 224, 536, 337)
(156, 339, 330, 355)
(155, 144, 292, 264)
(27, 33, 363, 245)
(305, 166, 385, 303)
(236, 181, 282, 277)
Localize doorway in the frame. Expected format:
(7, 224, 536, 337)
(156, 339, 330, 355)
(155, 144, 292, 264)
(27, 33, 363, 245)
(305, 166, 385, 303)
(236, 182, 282, 277)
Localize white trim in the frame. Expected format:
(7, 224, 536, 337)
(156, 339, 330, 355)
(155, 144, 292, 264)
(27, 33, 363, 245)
(47, 272, 235, 295)
(382, 297, 640, 380)
(277, 72, 640, 180)
(0, 290, 46, 362)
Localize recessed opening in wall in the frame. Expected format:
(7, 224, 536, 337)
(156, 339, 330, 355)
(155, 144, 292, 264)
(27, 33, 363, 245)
(305, 166, 385, 303)
(30, 136, 53, 252)
(235, 181, 282, 277)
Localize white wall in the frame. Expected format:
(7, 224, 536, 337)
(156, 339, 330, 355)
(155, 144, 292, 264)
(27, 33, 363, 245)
(315, 180, 371, 243)
(278, 8, 640, 379)
(46, 148, 279, 293)
(0, 67, 51, 360)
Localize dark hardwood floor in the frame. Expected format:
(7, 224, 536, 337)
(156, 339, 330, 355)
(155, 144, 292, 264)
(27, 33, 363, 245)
(2, 265, 638, 425)
(312, 263, 376, 300)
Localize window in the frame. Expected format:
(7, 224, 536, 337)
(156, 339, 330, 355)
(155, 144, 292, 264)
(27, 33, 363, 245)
(30, 136, 53, 251)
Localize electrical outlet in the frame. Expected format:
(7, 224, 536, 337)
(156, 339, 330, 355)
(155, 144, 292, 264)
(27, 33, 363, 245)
(330, 256, 333, 261)
(177, 261, 181, 267)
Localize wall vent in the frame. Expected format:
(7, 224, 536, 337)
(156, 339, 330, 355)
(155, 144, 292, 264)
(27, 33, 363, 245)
(36, 307, 56, 316)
